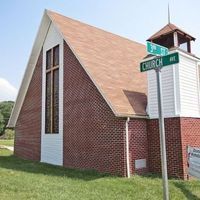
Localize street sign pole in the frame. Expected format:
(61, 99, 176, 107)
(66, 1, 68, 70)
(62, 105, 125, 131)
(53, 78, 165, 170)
(140, 43, 178, 200)
(155, 67, 169, 200)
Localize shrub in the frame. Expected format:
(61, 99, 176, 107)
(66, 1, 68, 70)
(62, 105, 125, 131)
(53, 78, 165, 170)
(3, 129, 15, 139)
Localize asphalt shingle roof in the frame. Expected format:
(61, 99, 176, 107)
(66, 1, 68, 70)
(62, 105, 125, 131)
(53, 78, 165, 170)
(48, 10, 147, 117)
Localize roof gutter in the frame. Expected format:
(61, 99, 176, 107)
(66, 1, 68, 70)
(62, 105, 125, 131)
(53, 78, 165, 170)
(116, 113, 148, 119)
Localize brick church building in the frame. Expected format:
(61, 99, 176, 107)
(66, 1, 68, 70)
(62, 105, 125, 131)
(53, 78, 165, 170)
(8, 10, 200, 179)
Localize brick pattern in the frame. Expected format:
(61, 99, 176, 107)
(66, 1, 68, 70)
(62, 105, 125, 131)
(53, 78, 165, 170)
(147, 117, 200, 179)
(147, 118, 184, 178)
(14, 51, 42, 161)
(129, 119, 149, 174)
(62, 41, 150, 176)
(63, 41, 127, 176)
(180, 118, 200, 179)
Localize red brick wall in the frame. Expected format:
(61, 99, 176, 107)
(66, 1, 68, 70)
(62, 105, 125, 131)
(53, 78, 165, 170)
(63, 41, 128, 176)
(180, 118, 200, 179)
(147, 117, 200, 179)
(147, 118, 184, 178)
(14, 51, 42, 161)
(129, 119, 149, 174)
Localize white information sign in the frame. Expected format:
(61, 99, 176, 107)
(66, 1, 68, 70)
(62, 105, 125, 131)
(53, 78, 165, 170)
(188, 146, 200, 179)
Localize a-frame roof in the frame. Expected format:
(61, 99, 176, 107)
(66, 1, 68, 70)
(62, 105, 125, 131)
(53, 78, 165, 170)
(8, 10, 147, 127)
(147, 23, 195, 41)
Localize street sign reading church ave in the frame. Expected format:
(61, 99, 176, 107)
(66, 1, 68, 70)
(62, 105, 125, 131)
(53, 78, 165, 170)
(140, 52, 179, 72)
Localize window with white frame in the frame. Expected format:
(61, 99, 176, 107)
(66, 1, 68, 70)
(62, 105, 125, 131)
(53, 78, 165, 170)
(45, 45, 59, 134)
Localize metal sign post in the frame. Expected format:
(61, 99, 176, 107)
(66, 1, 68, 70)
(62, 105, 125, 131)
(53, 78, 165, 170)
(155, 67, 169, 200)
(140, 42, 179, 200)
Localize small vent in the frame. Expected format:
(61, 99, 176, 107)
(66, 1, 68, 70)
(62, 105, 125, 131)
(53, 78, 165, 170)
(135, 159, 146, 169)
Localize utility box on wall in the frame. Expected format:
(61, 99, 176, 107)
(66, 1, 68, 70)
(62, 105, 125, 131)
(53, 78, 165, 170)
(135, 159, 147, 169)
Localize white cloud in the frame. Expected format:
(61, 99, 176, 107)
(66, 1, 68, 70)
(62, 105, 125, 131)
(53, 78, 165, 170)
(0, 78, 18, 102)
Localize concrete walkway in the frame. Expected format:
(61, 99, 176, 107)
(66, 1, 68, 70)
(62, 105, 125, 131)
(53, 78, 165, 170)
(0, 145, 14, 151)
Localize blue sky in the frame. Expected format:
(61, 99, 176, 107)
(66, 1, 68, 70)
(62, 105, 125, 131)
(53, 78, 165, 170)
(1, 0, 200, 101)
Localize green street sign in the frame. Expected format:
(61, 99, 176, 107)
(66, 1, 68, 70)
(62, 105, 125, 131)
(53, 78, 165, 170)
(140, 52, 179, 72)
(147, 41, 169, 56)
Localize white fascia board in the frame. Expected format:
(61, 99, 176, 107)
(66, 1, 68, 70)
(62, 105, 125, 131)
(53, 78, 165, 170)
(7, 11, 51, 127)
(170, 49, 200, 62)
(116, 113, 148, 119)
(197, 63, 200, 116)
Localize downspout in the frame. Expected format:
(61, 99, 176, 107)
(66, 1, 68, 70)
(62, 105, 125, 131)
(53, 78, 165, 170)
(125, 117, 130, 178)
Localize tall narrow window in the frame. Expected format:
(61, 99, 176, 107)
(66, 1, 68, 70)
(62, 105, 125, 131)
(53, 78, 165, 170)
(45, 45, 59, 133)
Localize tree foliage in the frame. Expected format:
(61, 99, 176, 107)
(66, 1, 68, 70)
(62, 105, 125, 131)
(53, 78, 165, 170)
(0, 101, 14, 135)
(0, 112, 4, 134)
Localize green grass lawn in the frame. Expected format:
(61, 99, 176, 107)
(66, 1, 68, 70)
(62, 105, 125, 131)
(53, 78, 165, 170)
(0, 139, 14, 147)
(0, 149, 200, 200)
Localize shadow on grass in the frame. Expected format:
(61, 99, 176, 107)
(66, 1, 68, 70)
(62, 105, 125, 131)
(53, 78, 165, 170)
(174, 182, 200, 200)
(139, 172, 185, 181)
(139, 173, 162, 180)
(140, 173, 200, 199)
(0, 151, 111, 181)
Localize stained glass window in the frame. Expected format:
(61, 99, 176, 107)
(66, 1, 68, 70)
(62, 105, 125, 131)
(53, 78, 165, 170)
(45, 45, 59, 134)
(46, 49, 51, 70)
(45, 72, 51, 133)
(53, 45, 59, 66)
(53, 69, 59, 133)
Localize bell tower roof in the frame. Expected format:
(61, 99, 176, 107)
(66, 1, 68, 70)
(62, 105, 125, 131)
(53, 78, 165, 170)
(147, 23, 195, 41)
(147, 23, 195, 53)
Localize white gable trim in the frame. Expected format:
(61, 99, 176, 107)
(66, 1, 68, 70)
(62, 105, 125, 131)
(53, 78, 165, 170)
(7, 11, 51, 127)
